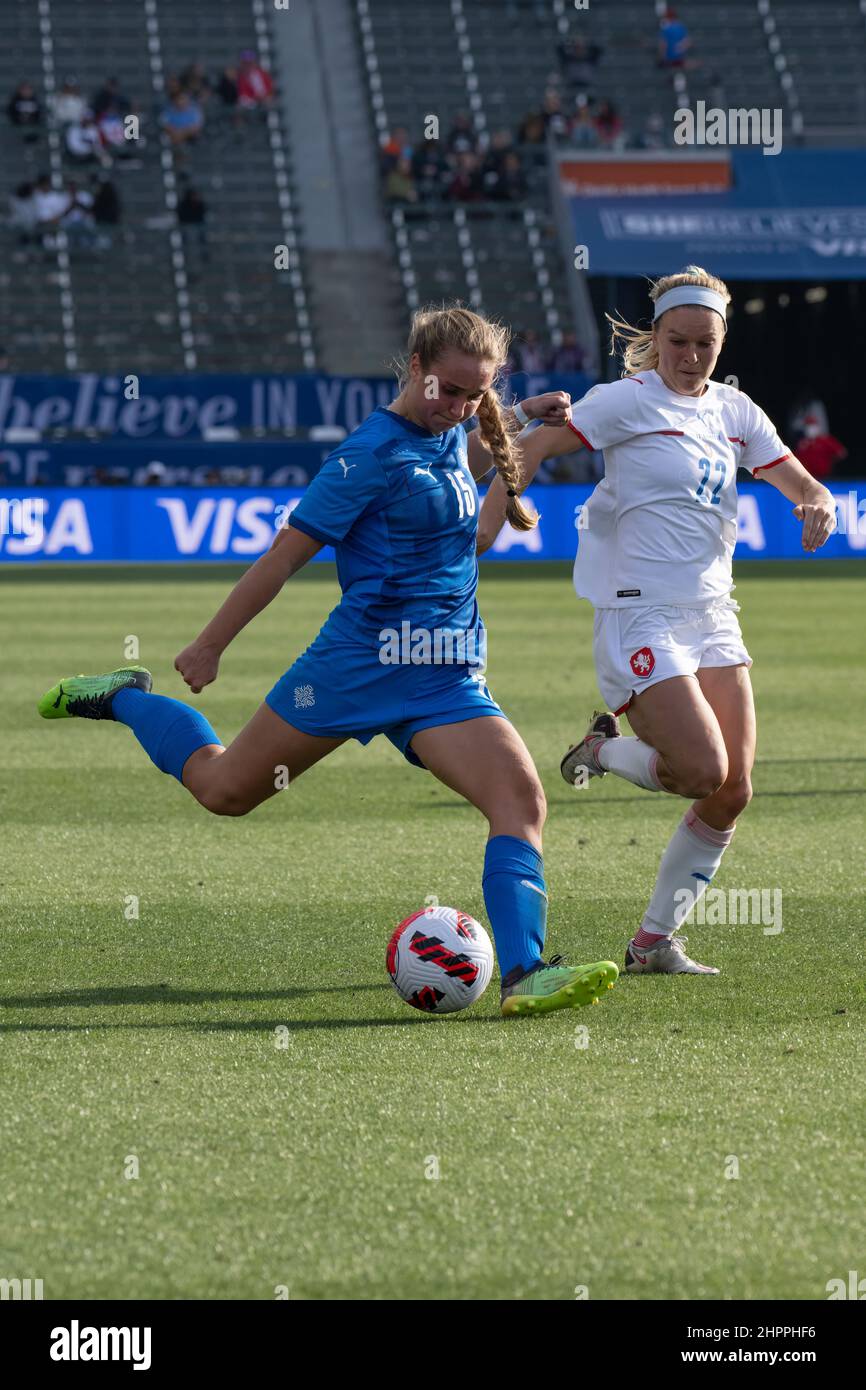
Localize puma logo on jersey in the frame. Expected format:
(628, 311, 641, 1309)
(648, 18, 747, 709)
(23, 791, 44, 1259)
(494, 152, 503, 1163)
(413, 465, 434, 479)
(338, 458, 356, 478)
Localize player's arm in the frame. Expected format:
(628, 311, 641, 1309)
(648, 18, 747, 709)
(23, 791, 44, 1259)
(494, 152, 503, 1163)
(476, 419, 584, 554)
(467, 391, 572, 481)
(175, 525, 323, 692)
(757, 453, 836, 552)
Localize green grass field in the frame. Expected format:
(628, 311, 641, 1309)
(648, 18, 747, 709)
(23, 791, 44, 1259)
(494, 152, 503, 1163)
(1, 560, 864, 1300)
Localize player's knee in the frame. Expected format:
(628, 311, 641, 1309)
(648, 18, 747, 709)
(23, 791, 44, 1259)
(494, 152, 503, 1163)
(682, 752, 728, 800)
(511, 775, 547, 834)
(716, 775, 752, 820)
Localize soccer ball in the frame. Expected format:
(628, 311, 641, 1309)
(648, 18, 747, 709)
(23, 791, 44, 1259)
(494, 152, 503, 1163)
(386, 905, 494, 1014)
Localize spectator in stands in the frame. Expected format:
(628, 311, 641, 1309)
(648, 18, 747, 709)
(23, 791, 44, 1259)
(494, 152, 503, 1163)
(33, 173, 69, 235)
(97, 102, 137, 160)
(567, 102, 600, 148)
(411, 138, 450, 200)
(446, 151, 484, 202)
(795, 415, 847, 481)
(541, 88, 570, 141)
(56, 180, 104, 251)
(557, 36, 603, 99)
(636, 111, 668, 150)
(490, 151, 527, 202)
(217, 66, 239, 113)
(481, 129, 515, 186)
(384, 156, 418, 204)
(92, 76, 130, 119)
(142, 462, 168, 486)
(593, 99, 625, 150)
(489, 128, 516, 163)
(237, 50, 274, 111)
(790, 395, 830, 441)
(380, 126, 413, 176)
(513, 329, 550, 374)
(657, 7, 691, 69)
(91, 174, 121, 226)
(0, 347, 9, 372)
(517, 110, 546, 144)
(446, 111, 478, 156)
(51, 78, 86, 127)
(178, 180, 209, 258)
(551, 330, 585, 373)
(9, 182, 40, 247)
(161, 91, 204, 148)
(65, 112, 108, 166)
(180, 62, 213, 109)
(7, 81, 42, 140)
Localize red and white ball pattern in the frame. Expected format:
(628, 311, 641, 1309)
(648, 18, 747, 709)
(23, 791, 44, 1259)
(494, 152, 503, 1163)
(386, 905, 494, 1014)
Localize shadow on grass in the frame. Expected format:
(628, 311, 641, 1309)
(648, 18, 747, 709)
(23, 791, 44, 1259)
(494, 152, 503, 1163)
(0, 982, 391, 1009)
(0, 981, 510, 1031)
(0, 1014, 503, 1033)
(432, 787, 866, 812)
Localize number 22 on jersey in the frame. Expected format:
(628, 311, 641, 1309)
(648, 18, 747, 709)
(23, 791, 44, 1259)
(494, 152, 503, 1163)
(694, 455, 728, 506)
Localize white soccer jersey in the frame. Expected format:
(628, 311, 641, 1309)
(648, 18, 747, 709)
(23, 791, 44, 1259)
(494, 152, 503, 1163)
(569, 369, 789, 608)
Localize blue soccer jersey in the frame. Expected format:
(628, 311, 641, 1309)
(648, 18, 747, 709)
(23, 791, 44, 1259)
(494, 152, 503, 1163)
(288, 407, 482, 648)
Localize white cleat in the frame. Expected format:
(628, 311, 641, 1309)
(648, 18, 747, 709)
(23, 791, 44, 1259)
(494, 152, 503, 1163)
(560, 710, 621, 786)
(624, 934, 720, 975)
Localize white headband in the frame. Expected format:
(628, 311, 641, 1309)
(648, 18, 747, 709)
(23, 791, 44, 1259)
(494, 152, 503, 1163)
(653, 286, 728, 323)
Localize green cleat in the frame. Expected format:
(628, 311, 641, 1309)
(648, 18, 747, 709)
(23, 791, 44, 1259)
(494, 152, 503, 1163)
(37, 666, 152, 721)
(500, 955, 618, 1018)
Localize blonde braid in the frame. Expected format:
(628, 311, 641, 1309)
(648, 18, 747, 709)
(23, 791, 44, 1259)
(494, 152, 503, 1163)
(393, 302, 539, 533)
(476, 389, 538, 532)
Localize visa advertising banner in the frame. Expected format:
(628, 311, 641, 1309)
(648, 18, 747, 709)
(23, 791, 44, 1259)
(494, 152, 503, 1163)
(1, 484, 864, 564)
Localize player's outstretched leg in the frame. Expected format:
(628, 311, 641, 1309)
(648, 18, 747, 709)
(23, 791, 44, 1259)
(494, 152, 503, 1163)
(38, 668, 344, 813)
(38, 665, 224, 784)
(410, 716, 618, 1018)
(38, 666, 154, 719)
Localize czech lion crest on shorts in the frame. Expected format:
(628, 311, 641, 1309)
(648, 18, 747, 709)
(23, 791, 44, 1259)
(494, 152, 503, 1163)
(629, 646, 655, 677)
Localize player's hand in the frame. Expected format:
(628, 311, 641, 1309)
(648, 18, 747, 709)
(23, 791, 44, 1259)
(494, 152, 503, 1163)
(522, 391, 572, 427)
(793, 500, 836, 552)
(175, 639, 221, 693)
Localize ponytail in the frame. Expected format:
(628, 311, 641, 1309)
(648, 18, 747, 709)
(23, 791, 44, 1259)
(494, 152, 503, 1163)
(476, 389, 537, 532)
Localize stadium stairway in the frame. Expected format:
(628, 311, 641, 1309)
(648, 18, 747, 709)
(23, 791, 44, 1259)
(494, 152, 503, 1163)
(272, 0, 404, 375)
(356, 0, 574, 354)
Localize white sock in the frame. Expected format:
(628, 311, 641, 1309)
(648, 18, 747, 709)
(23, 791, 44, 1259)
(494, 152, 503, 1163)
(636, 808, 735, 941)
(598, 735, 664, 791)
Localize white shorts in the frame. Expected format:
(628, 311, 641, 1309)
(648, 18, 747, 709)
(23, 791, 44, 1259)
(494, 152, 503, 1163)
(592, 600, 752, 715)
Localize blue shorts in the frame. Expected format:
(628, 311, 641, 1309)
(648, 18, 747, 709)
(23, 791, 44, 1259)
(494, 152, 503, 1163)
(265, 634, 506, 769)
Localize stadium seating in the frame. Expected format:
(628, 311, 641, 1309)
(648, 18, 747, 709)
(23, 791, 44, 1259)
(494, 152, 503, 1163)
(354, 0, 866, 356)
(0, 0, 313, 374)
(356, 0, 573, 350)
(4, 0, 866, 376)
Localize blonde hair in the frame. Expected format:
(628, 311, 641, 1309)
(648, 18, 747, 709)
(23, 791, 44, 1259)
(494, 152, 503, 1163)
(393, 303, 537, 532)
(606, 266, 731, 377)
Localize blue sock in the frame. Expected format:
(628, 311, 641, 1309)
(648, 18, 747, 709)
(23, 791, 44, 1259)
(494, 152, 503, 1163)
(482, 834, 547, 980)
(112, 688, 222, 783)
